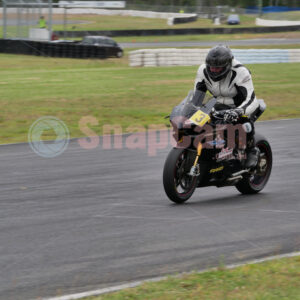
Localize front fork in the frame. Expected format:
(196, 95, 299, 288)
(188, 142, 202, 177)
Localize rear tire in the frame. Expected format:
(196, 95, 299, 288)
(235, 135, 272, 194)
(163, 148, 198, 204)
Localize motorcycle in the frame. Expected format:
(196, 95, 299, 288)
(163, 90, 272, 204)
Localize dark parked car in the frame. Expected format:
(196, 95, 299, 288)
(80, 36, 123, 58)
(227, 14, 240, 25)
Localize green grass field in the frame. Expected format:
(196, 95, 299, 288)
(1, 15, 256, 38)
(0, 52, 299, 144)
(51, 14, 257, 31)
(0, 14, 256, 38)
(84, 256, 300, 300)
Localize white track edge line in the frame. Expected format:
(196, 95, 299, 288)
(41, 250, 300, 300)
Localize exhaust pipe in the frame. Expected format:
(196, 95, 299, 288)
(227, 175, 243, 182)
(231, 169, 249, 177)
(227, 169, 249, 183)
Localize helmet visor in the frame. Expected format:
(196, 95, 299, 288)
(209, 66, 224, 74)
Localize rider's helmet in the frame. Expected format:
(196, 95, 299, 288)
(205, 45, 233, 81)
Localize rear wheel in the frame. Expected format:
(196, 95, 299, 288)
(163, 148, 198, 204)
(235, 137, 272, 194)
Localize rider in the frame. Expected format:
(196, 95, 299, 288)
(39, 16, 47, 29)
(194, 44, 260, 168)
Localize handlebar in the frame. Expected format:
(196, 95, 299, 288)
(211, 109, 229, 119)
(211, 108, 246, 122)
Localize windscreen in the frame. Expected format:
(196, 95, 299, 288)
(170, 90, 215, 120)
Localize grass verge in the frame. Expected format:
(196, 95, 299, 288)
(0, 53, 299, 144)
(51, 14, 257, 31)
(83, 255, 300, 300)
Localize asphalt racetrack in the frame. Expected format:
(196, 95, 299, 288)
(120, 38, 300, 48)
(1, 119, 300, 300)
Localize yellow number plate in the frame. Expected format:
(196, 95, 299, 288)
(189, 110, 210, 127)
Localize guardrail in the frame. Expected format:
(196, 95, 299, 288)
(256, 17, 300, 26)
(129, 48, 300, 67)
(168, 14, 198, 25)
(55, 24, 300, 38)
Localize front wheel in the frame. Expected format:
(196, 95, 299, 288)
(163, 148, 198, 204)
(116, 51, 123, 58)
(235, 136, 272, 194)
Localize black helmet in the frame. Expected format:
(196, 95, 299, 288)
(205, 45, 233, 81)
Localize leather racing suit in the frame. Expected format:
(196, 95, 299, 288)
(194, 58, 259, 116)
(194, 58, 260, 168)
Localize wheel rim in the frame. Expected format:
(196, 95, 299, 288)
(173, 150, 197, 196)
(249, 142, 272, 190)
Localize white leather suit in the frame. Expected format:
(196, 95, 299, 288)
(194, 58, 259, 117)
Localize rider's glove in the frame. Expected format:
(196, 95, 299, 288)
(224, 108, 243, 123)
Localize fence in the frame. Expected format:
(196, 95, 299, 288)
(1, 0, 53, 40)
(247, 6, 300, 14)
(129, 48, 300, 67)
(0, 3, 259, 40)
(2, 3, 298, 41)
(0, 4, 223, 40)
(0, 38, 108, 58)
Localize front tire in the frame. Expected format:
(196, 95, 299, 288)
(163, 148, 198, 204)
(235, 135, 272, 194)
(116, 51, 123, 58)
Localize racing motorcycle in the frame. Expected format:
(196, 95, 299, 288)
(163, 90, 272, 204)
